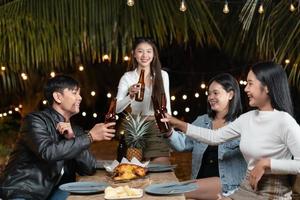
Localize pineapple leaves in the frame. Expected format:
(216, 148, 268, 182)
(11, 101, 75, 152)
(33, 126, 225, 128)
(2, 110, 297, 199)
(121, 113, 156, 150)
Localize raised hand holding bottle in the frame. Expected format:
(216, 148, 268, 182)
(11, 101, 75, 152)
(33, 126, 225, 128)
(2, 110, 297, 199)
(135, 69, 145, 102)
(105, 98, 117, 129)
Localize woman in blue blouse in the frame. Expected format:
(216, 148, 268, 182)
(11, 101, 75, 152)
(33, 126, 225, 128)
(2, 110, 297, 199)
(167, 73, 247, 199)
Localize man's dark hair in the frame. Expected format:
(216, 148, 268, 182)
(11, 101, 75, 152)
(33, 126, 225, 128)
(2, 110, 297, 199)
(207, 73, 242, 122)
(44, 75, 79, 105)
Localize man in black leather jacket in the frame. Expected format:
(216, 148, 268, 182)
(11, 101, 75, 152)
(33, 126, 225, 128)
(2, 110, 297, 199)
(0, 75, 116, 200)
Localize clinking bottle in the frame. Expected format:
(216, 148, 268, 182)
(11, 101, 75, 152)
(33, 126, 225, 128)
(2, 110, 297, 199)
(152, 94, 170, 133)
(105, 98, 117, 129)
(135, 69, 145, 102)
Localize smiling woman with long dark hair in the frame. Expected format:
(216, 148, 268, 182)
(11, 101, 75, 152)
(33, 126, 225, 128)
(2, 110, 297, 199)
(116, 37, 171, 164)
(162, 62, 300, 199)
(167, 73, 246, 200)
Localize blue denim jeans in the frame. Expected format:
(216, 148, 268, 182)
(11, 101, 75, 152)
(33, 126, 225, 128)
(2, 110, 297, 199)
(48, 188, 69, 200)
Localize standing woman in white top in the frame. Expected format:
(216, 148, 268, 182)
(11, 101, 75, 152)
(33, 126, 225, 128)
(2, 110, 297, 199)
(116, 37, 171, 164)
(162, 62, 300, 199)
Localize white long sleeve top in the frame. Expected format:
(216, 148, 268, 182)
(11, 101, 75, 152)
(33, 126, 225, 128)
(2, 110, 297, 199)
(116, 69, 171, 116)
(186, 109, 300, 175)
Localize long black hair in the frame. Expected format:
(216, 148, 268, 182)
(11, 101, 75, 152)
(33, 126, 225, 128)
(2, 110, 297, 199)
(250, 61, 293, 116)
(207, 73, 242, 122)
(128, 37, 165, 100)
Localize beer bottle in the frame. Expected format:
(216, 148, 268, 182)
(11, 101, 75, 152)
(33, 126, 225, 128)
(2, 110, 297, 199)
(117, 131, 127, 162)
(160, 93, 167, 113)
(152, 96, 170, 133)
(105, 98, 117, 129)
(135, 69, 145, 102)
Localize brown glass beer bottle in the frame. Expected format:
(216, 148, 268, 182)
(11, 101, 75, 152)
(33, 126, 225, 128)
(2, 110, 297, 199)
(117, 131, 127, 162)
(152, 95, 170, 133)
(135, 69, 145, 102)
(161, 93, 167, 113)
(105, 98, 117, 129)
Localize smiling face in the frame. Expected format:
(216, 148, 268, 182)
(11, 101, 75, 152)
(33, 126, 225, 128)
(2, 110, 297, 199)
(207, 81, 233, 114)
(54, 87, 82, 117)
(244, 70, 271, 110)
(133, 42, 154, 69)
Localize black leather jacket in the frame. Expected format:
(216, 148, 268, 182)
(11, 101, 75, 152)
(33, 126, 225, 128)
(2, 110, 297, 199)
(0, 108, 96, 200)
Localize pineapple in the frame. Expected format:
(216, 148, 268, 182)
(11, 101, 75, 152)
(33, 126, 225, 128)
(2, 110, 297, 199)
(120, 113, 155, 161)
(126, 148, 143, 162)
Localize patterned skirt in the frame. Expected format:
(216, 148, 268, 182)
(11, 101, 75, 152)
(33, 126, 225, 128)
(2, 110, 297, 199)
(229, 171, 292, 200)
(143, 119, 170, 159)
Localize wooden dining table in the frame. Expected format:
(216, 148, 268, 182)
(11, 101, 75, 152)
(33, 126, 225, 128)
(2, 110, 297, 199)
(67, 169, 186, 200)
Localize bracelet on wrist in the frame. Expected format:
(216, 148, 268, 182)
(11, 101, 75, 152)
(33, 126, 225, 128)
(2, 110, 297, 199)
(87, 132, 94, 143)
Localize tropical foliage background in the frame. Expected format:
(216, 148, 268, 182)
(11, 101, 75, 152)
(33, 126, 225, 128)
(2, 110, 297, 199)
(0, 0, 299, 112)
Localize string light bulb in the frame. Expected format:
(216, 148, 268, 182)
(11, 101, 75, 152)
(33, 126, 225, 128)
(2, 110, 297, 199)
(179, 0, 187, 12)
(78, 65, 84, 71)
(124, 56, 130, 61)
(127, 0, 134, 6)
(102, 54, 109, 61)
(285, 59, 290, 64)
(258, 3, 264, 14)
(1, 66, 5, 71)
(223, 1, 230, 14)
(50, 71, 55, 77)
(289, 3, 296, 12)
(200, 83, 206, 89)
(21, 73, 28, 80)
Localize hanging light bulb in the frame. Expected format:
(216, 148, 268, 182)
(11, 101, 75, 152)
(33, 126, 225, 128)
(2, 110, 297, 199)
(223, 1, 230, 14)
(50, 71, 55, 77)
(289, 3, 296, 12)
(179, 0, 187, 12)
(102, 54, 110, 61)
(127, 0, 134, 6)
(123, 56, 130, 61)
(285, 59, 290, 64)
(258, 3, 264, 14)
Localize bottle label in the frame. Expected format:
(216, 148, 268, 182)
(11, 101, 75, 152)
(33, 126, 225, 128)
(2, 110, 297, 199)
(135, 83, 145, 101)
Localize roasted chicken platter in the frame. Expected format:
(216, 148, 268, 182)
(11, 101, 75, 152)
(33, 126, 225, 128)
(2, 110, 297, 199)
(112, 163, 147, 181)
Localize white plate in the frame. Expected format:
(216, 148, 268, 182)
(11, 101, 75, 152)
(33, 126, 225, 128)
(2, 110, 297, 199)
(147, 164, 176, 172)
(96, 160, 114, 169)
(59, 181, 108, 194)
(145, 182, 198, 195)
(104, 188, 143, 199)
